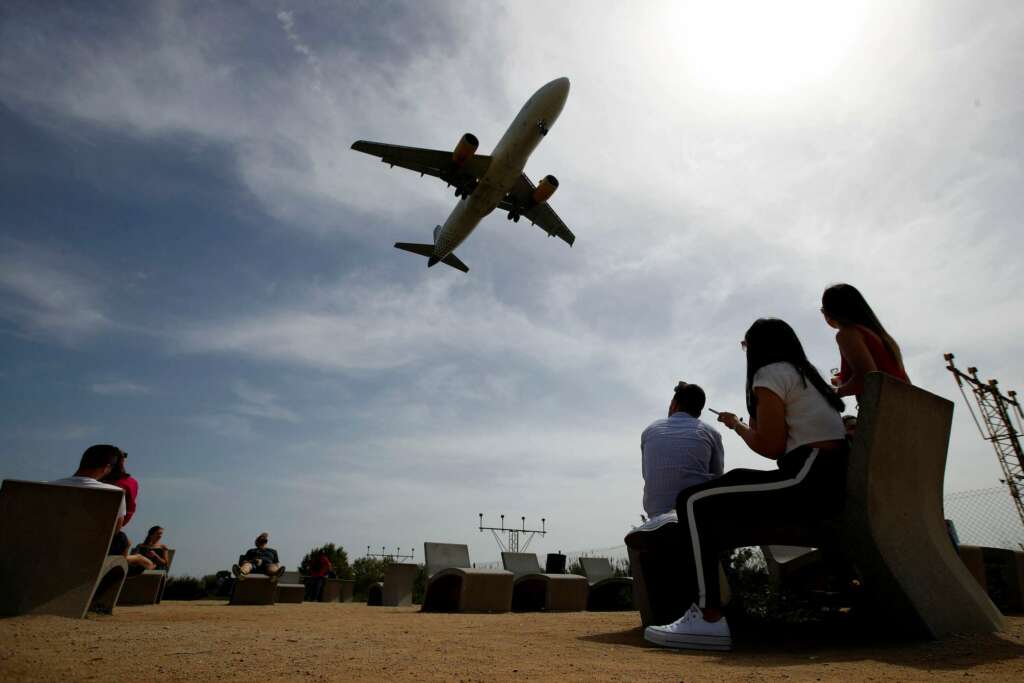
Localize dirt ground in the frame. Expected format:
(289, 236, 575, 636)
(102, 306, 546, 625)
(0, 601, 1022, 682)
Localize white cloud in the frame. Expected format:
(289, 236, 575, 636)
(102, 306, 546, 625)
(0, 239, 111, 343)
(231, 379, 299, 423)
(91, 381, 151, 396)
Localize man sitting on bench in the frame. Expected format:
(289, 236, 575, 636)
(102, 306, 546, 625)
(233, 532, 286, 580)
(642, 381, 724, 519)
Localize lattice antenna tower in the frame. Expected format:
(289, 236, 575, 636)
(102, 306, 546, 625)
(945, 353, 1024, 528)
(365, 545, 415, 562)
(478, 513, 546, 553)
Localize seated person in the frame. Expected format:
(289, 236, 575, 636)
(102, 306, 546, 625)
(641, 381, 724, 519)
(134, 526, 170, 569)
(842, 414, 858, 440)
(233, 532, 285, 580)
(51, 444, 155, 575)
(644, 318, 847, 652)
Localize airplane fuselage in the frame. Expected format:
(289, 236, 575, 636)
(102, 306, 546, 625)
(432, 77, 569, 260)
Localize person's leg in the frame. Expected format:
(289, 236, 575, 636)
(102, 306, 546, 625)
(676, 464, 806, 618)
(646, 447, 845, 650)
(235, 561, 254, 577)
(127, 554, 156, 570)
(108, 531, 131, 556)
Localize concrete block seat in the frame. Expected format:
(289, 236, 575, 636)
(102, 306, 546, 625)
(579, 557, 633, 611)
(421, 542, 513, 613)
(959, 545, 1024, 614)
(626, 373, 1006, 638)
(320, 577, 353, 602)
(0, 480, 129, 618)
(625, 513, 732, 627)
(118, 548, 177, 606)
(275, 571, 305, 603)
(229, 556, 278, 605)
(502, 552, 588, 612)
(366, 562, 418, 607)
(545, 553, 567, 574)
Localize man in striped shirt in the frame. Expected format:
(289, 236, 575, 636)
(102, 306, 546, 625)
(641, 382, 725, 518)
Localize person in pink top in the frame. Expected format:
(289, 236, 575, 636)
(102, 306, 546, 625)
(101, 448, 139, 526)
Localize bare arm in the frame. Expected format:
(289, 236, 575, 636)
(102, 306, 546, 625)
(717, 388, 787, 459)
(835, 327, 876, 397)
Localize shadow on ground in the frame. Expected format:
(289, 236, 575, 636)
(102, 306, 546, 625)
(579, 617, 1024, 672)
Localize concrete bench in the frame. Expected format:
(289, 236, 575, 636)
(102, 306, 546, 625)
(625, 513, 731, 627)
(119, 548, 177, 606)
(230, 574, 277, 605)
(579, 557, 633, 611)
(367, 562, 418, 607)
(626, 373, 1005, 637)
(422, 542, 513, 613)
(0, 480, 129, 618)
(320, 577, 353, 602)
(502, 552, 588, 612)
(275, 571, 305, 603)
(959, 545, 1024, 614)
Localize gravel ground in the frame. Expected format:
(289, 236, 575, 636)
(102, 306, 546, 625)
(0, 601, 1022, 681)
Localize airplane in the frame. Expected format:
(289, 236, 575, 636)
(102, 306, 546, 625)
(351, 77, 575, 273)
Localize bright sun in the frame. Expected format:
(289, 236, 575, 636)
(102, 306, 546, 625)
(678, 1, 867, 96)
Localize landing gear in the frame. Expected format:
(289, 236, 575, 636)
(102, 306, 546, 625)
(454, 179, 478, 199)
(537, 119, 549, 136)
(506, 209, 521, 222)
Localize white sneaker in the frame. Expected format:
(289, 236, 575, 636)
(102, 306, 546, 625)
(644, 603, 732, 651)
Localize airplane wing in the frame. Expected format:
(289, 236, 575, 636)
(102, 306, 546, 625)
(351, 141, 492, 188)
(499, 174, 576, 246)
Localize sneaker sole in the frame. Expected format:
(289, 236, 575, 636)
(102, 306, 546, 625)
(644, 628, 732, 651)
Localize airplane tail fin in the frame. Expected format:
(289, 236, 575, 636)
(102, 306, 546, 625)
(393, 242, 469, 273)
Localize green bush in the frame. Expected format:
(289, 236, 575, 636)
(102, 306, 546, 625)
(298, 542, 352, 579)
(162, 574, 221, 600)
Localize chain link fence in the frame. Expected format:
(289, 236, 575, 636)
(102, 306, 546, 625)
(944, 486, 1024, 550)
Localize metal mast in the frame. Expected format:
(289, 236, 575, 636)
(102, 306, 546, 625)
(478, 514, 546, 552)
(945, 353, 1024, 528)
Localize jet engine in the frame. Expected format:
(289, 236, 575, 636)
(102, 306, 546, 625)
(452, 133, 479, 166)
(531, 174, 559, 204)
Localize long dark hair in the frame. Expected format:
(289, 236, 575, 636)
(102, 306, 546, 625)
(100, 448, 130, 482)
(744, 318, 844, 416)
(144, 526, 163, 545)
(821, 283, 903, 365)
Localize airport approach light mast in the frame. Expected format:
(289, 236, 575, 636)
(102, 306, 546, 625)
(366, 546, 415, 562)
(478, 514, 546, 553)
(945, 353, 1024, 529)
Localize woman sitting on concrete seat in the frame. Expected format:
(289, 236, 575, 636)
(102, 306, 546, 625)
(644, 318, 847, 652)
(821, 282, 910, 399)
(135, 526, 170, 569)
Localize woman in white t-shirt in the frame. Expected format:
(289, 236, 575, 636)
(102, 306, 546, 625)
(644, 318, 847, 652)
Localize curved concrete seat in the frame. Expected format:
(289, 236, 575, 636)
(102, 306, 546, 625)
(579, 557, 633, 611)
(230, 574, 277, 605)
(0, 480, 128, 618)
(625, 373, 1006, 637)
(321, 577, 353, 602)
(422, 542, 513, 613)
(624, 514, 730, 627)
(275, 572, 304, 603)
(502, 552, 588, 612)
(959, 545, 1024, 614)
(118, 570, 166, 605)
(366, 581, 384, 606)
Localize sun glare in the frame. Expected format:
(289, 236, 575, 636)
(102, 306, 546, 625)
(678, 1, 867, 96)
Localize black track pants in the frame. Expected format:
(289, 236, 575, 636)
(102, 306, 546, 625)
(673, 444, 848, 610)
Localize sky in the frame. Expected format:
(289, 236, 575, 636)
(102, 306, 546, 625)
(2, 1, 1023, 576)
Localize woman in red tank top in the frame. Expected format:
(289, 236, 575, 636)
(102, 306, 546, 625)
(821, 283, 910, 398)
